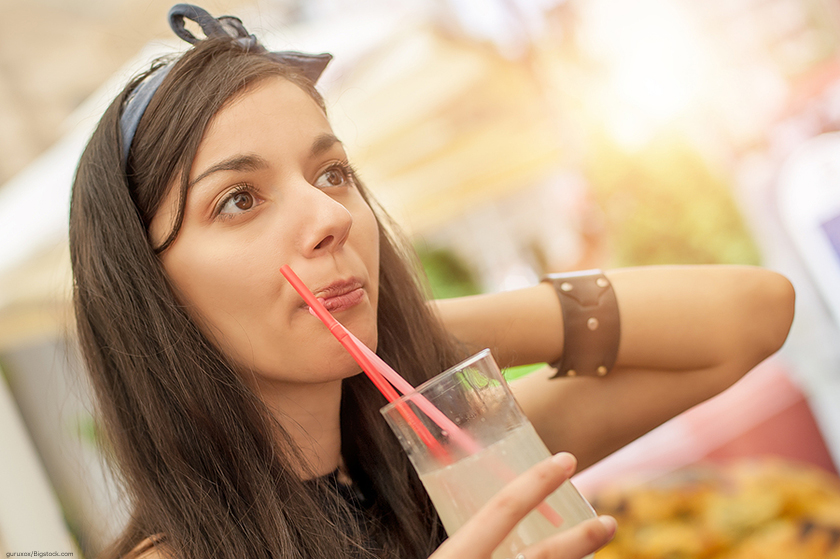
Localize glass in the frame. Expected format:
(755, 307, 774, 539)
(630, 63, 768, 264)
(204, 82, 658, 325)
(381, 349, 596, 559)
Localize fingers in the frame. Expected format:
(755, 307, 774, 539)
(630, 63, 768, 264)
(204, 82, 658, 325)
(516, 515, 617, 559)
(439, 452, 578, 559)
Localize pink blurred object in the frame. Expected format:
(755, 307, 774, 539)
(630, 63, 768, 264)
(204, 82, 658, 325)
(573, 357, 837, 497)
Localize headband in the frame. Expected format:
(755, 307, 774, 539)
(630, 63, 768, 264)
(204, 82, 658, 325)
(119, 3, 332, 166)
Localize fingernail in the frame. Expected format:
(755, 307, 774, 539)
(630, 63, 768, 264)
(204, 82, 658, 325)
(551, 452, 576, 474)
(599, 515, 617, 538)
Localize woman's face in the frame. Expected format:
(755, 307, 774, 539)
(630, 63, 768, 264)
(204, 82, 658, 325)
(150, 76, 380, 386)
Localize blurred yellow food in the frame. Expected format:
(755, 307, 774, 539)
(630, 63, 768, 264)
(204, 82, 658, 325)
(591, 459, 840, 559)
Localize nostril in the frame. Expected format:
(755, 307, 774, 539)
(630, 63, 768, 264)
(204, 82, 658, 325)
(315, 235, 334, 250)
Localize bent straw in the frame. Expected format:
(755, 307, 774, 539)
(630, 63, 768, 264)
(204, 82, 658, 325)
(279, 265, 449, 463)
(344, 328, 563, 528)
(279, 265, 562, 527)
(341, 327, 480, 452)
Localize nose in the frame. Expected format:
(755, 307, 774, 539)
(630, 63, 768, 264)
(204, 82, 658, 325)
(297, 186, 353, 257)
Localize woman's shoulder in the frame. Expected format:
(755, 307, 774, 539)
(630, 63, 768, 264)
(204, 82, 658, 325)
(132, 549, 165, 559)
(126, 534, 169, 559)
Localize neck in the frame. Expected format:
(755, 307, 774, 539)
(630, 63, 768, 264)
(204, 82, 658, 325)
(253, 377, 344, 478)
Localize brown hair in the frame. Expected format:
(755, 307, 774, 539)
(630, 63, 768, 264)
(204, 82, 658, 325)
(69, 37, 463, 559)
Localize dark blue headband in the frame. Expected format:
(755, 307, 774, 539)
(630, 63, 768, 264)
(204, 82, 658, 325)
(119, 3, 332, 166)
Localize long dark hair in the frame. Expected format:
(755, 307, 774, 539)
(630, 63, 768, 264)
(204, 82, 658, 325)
(69, 37, 464, 559)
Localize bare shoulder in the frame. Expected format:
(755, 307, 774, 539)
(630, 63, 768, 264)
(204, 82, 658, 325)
(133, 549, 167, 559)
(126, 535, 170, 559)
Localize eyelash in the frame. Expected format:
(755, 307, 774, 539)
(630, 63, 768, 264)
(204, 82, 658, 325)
(214, 183, 258, 221)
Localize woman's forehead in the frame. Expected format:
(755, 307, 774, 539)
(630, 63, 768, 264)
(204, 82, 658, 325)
(211, 75, 327, 129)
(192, 77, 333, 170)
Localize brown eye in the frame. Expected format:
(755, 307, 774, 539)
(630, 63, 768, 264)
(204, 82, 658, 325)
(232, 192, 253, 210)
(216, 185, 262, 219)
(325, 169, 345, 186)
(314, 164, 354, 189)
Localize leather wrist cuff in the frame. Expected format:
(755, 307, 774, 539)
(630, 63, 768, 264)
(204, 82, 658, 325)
(542, 270, 620, 378)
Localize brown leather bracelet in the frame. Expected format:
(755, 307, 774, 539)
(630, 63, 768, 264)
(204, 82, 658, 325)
(542, 270, 620, 378)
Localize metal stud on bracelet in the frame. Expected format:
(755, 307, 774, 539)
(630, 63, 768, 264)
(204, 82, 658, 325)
(542, 270, 620, 378)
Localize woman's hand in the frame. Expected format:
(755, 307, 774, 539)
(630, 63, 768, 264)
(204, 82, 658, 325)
(429, 453, 616, 559)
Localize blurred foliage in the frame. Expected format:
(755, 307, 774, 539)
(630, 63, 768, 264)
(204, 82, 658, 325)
(503, 362, 547, 381)
(584, 131, 762, 267)
(74, 412, 102, 448)
(416, 244, 482, 300)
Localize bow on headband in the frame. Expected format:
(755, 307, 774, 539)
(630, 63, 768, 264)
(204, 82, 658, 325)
(119, 3, 332, 166)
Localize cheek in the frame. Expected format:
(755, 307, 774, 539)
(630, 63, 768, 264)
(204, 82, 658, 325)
(161, 249, 297, 376)
(158, 233, 279, 345)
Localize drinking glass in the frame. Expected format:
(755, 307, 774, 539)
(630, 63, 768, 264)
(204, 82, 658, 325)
(381, 349, 596, 559)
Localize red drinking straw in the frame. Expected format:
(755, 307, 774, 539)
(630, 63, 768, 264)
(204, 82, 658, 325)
(342, 329, 480, 450)
(343, 328, 563, 527)
(279, 265, 449, 463)
(279, 264, 562, 527)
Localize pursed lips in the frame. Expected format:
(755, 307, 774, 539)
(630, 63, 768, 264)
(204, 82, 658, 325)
(308, 278, 365, 313)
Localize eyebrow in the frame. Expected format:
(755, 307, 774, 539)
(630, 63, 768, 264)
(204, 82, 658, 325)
(189, 154, 269, 188)
(189, 134, 343, 189)
(311, 133, 342, 157)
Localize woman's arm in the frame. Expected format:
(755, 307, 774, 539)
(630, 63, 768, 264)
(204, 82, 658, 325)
(433, 265, 796, 470)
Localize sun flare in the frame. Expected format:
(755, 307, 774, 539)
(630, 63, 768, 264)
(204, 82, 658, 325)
(578, 0, 713, 148)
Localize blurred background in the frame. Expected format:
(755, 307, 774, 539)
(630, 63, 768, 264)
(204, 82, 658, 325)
(2, 0, 840, 557)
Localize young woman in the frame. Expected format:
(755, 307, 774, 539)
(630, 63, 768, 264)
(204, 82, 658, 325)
(69, 5, 795, 559)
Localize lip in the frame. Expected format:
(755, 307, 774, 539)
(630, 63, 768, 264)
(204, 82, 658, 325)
(306, 278, 366, 313)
